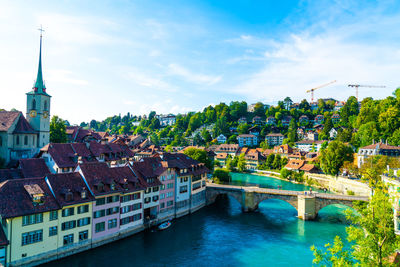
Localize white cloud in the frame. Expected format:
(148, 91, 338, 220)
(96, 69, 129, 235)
(167, 63, 222, 85)
(123, 69, 177, 92)
(234, 25, 400, 102)
(47, 69, 89, 86)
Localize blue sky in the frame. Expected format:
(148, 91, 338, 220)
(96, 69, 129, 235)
(1, 0, 400, 124)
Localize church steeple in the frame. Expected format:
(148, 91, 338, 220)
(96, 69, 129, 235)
(33, 26, 48, 95)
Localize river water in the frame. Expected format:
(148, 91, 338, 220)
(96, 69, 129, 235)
(46, 172, 350, 267)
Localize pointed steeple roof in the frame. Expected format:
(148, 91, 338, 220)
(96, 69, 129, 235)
(29, 28, 50, 96)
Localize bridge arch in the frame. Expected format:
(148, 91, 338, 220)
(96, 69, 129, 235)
(206, 188, 243, 207)
(255, 194, 298, 211)
(315, 199, 356, 215)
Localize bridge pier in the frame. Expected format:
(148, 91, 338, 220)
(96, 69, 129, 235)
(297, 195, 317, 220)
(242, 191, 258, 212)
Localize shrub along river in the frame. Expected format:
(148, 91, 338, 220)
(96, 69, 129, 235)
(46, 172, 350, 267)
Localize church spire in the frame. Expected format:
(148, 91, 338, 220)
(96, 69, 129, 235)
(33, 25, 47, 94)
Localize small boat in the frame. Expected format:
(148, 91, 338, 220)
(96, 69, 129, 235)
(158, 221, 172, 230)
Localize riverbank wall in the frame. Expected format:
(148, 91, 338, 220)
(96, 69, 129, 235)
(254, 170, 371, 197)
(9, 201, 206, 267)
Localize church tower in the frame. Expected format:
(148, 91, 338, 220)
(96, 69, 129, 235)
(26, 28, 51, 148)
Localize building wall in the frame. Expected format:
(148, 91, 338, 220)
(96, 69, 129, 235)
(159, 169, 176, 214)
(119, 191, 143, 230)
(92, 194, 120, 240)
(6, 211, 58, 263)
(175, 175, 191, 212)
(56, 203, 93, 248)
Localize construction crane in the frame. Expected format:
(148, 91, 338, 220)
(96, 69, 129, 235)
(348, 84, 386, 101)
(306, 80, 337, 103)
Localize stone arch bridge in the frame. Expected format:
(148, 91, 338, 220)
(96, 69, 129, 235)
(206, 183, 369, 220)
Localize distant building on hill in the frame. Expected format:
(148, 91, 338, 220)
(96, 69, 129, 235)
(357, 141, 400, 168)
(237, 134, 258, 147)
(265, 133, 284, 146)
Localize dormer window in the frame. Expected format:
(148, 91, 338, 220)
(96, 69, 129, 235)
(65, 192, 73, 202)
(81, 191, 87, 199)
(110, 182, 116, 190)
(97, 183, 104, 192)
(24, 184, 45, 205)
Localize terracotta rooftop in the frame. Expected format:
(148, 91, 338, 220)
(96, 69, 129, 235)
(360, 142, 400, 150)
(19, 158, 51, 178)
(0, 177, 60, 219)
(46, 172, 95, 207)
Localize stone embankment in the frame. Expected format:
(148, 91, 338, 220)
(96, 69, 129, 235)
(255, 170, 371, 197)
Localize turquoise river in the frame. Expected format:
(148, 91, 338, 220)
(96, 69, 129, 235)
(45, 172, 351, 267)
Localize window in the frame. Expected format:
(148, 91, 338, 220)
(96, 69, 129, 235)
(152, 187, 159, 192)
(44, 100, 48, 111)
(120, 206, 131, 214)
(22, 214, 43, 226)
(160, 203, 165, 209)
(77, 205, 89, 214)
(106, 207, 119, 215)
(152, 196, 159, 202)
(145, 188, 151, 194)
(16, 136, 20, 145)
(49, 211, 58, 221)
(96, 198, 106, 206)
(77, 217, 90, 227)
(167, 200, 174, 207)
(167, 183, 174, 189)
(121, 195, 131, 203)
(62, 207, 74, 217)
(107, 195, 119, 203)
(180, 185, 188, 193)
(93, 210, 106, 218)
(108, 219, 117, 229)
(133, 192, 140, 200)
(160, 193, 165, 200)
(120, 217, 132, 226)
(24, 136, 28, 145)
(144, 197, 151, 204)
(21, 230, 43, 246)
(95, 222, 105, 233)
(63, 234, 74, 246)
(61, 220, 76, 231)
(133, 213, 142, 221)
(49, 226, 57, 237)
(161, 185, 165, 190)
(79, 230, 88, 241)
(166, 192, 173, 198)
(32, 99, 36, 110)
(132, 203, 142, 211)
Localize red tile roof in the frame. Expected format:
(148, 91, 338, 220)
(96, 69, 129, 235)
(0, 169, 23, 182)
(13, 114, 36, 134)
(0, 111, 20, 132)
(19, 158, 51, 178)
(0, 177, 60, 219)
(360, 142, 400, 150)
(46, 172, 95, 207)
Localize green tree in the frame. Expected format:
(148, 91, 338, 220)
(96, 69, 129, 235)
(319, 141, 354, 175)
(272, 154, 282, 170)
(201, 128, 212, 143)
(227, 135, 237, 144)
(50, 116, 67, 143)
(265, 154, 275, 169)
(213, 168, 231, 183)
(237, 153, 246, 172)
(183, 147, 213, 170)
(312, 188, 398, 267)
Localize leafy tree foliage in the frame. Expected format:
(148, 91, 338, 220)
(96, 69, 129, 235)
(50, 116, 67, 143)
(319, 141, 353, 175)
(183, 147, 213, 170)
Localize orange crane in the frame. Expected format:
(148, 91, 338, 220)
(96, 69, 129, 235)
(348, 84, 386, 101)
(306, 80, 337, 103)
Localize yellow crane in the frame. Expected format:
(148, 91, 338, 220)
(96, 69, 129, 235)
(348, 84, 386, 101)
(306, 80, 337, 103)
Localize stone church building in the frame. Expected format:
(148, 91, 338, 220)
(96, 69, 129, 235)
(0, 34, 51, 165)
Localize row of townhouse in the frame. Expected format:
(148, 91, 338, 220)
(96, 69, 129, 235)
(0, 153, 209, 266)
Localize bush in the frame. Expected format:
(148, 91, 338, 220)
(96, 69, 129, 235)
(213, 168, 231, 183)
(280, 168, 291, 179)
(347, 190, 355, 195)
